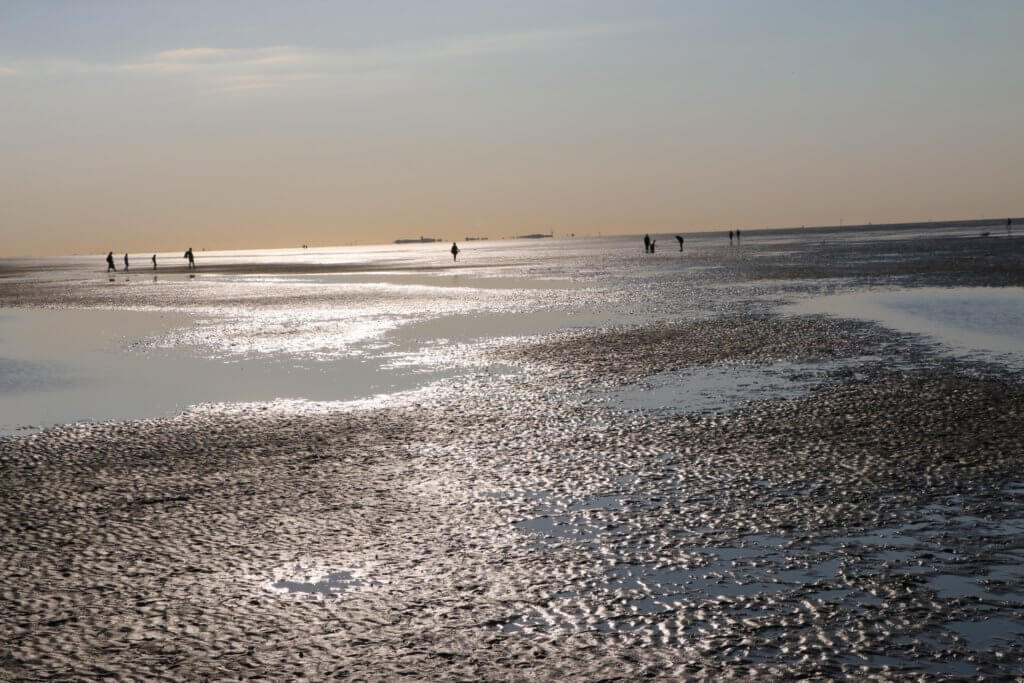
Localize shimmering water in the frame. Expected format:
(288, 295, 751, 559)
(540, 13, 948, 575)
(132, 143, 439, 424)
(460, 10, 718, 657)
(1, 228, 1022, 434)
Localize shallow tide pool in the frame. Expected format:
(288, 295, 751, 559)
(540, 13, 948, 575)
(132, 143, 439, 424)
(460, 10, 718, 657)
(785, 287, 1024, 366)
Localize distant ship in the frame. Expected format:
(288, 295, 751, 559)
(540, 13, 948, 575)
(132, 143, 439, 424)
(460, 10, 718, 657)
(516, 231, 554, 239)
(464, 236, 488, 241)
(394, 236, 441, 244)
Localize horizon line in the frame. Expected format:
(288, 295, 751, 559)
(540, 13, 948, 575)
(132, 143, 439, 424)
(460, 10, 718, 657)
(2, 215, 1020, 260)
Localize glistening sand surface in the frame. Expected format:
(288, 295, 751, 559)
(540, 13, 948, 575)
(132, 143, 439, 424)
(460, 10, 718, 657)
(2, 226, 1024, 679)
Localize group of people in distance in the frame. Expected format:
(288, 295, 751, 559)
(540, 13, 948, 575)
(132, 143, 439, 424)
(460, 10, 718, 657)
(102, 221, 1018, 275)
(105, 248, 196, 272)
(110, 231, 761, 273)
(643, 230, 740, 253)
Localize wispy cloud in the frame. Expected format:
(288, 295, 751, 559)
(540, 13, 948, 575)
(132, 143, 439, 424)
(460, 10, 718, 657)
(3, 24, 626, 94)
(118, 45, 308, 76)
(156, 47, 236, 60)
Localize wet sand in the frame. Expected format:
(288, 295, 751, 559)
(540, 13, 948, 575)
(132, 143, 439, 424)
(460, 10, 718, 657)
(2, 228, 1024, 679)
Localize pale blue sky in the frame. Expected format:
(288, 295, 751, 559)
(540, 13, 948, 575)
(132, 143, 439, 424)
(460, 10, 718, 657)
(1, 1, 1021, 255)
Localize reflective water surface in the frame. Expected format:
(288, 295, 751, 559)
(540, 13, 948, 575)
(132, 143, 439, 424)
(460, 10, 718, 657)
(786, 286, 1024, 365)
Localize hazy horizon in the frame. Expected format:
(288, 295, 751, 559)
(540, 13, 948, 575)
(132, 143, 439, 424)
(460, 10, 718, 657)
(5, 215, 1024, 261)
(2, 1, 1022, 257)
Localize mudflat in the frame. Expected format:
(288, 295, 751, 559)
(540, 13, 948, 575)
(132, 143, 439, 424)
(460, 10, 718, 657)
(2, 228, 1024, 679)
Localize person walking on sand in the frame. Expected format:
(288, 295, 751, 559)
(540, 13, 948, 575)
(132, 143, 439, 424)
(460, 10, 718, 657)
(184, 247, 195, 270)
(106, 251, 116, 272)
(650, 239, 656, 253)
(643, 234, 651, 253)
(675, 235, 684, 251)
(736, 229, 741, 245)
(151, 254, 157, 270)
(729, 230, 733, 245)
(450, 242, 460, 262)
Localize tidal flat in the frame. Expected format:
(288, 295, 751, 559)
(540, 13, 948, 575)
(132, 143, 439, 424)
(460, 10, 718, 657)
(2, 227, 1023, 679)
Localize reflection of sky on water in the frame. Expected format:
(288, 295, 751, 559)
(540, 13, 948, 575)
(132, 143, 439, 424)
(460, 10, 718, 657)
(786, 287, 1024, 365)
(586, 361, 838, 416)
(0, 357, 72, 393)
(0, 307, 502, 435)
(0, 293, 615, 434)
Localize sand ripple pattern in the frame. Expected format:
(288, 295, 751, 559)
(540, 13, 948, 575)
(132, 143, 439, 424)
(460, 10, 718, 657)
(3, 312, 1024, 679)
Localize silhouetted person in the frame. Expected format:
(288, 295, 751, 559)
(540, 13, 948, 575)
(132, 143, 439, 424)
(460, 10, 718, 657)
(124, 253, 129, 270)
(729, 230, 734, 245)
(151, 254, 157, 270)
(184, 247, 195, 270)
(106, 251, 116, 272)
(736, 229, 741, 244)
(675, 235, 684, 251)
(650, 239, 656, 253)
(643, 234, 651, 253)
(451, 242, 460, 262)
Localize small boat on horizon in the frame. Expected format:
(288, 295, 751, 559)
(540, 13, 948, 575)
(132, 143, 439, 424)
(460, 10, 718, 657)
(394, 236, 441, 244)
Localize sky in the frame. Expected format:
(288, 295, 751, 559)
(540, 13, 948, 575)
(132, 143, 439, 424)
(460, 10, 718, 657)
(1, 1, 1022, 256)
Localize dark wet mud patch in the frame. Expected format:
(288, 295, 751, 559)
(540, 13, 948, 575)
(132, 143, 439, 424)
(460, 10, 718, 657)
(502, 315, 908, 385)
(743, 235, 1024, 288)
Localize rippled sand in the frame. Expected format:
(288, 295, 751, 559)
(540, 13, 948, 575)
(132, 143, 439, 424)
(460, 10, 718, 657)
(2, 228, 1024, 679)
